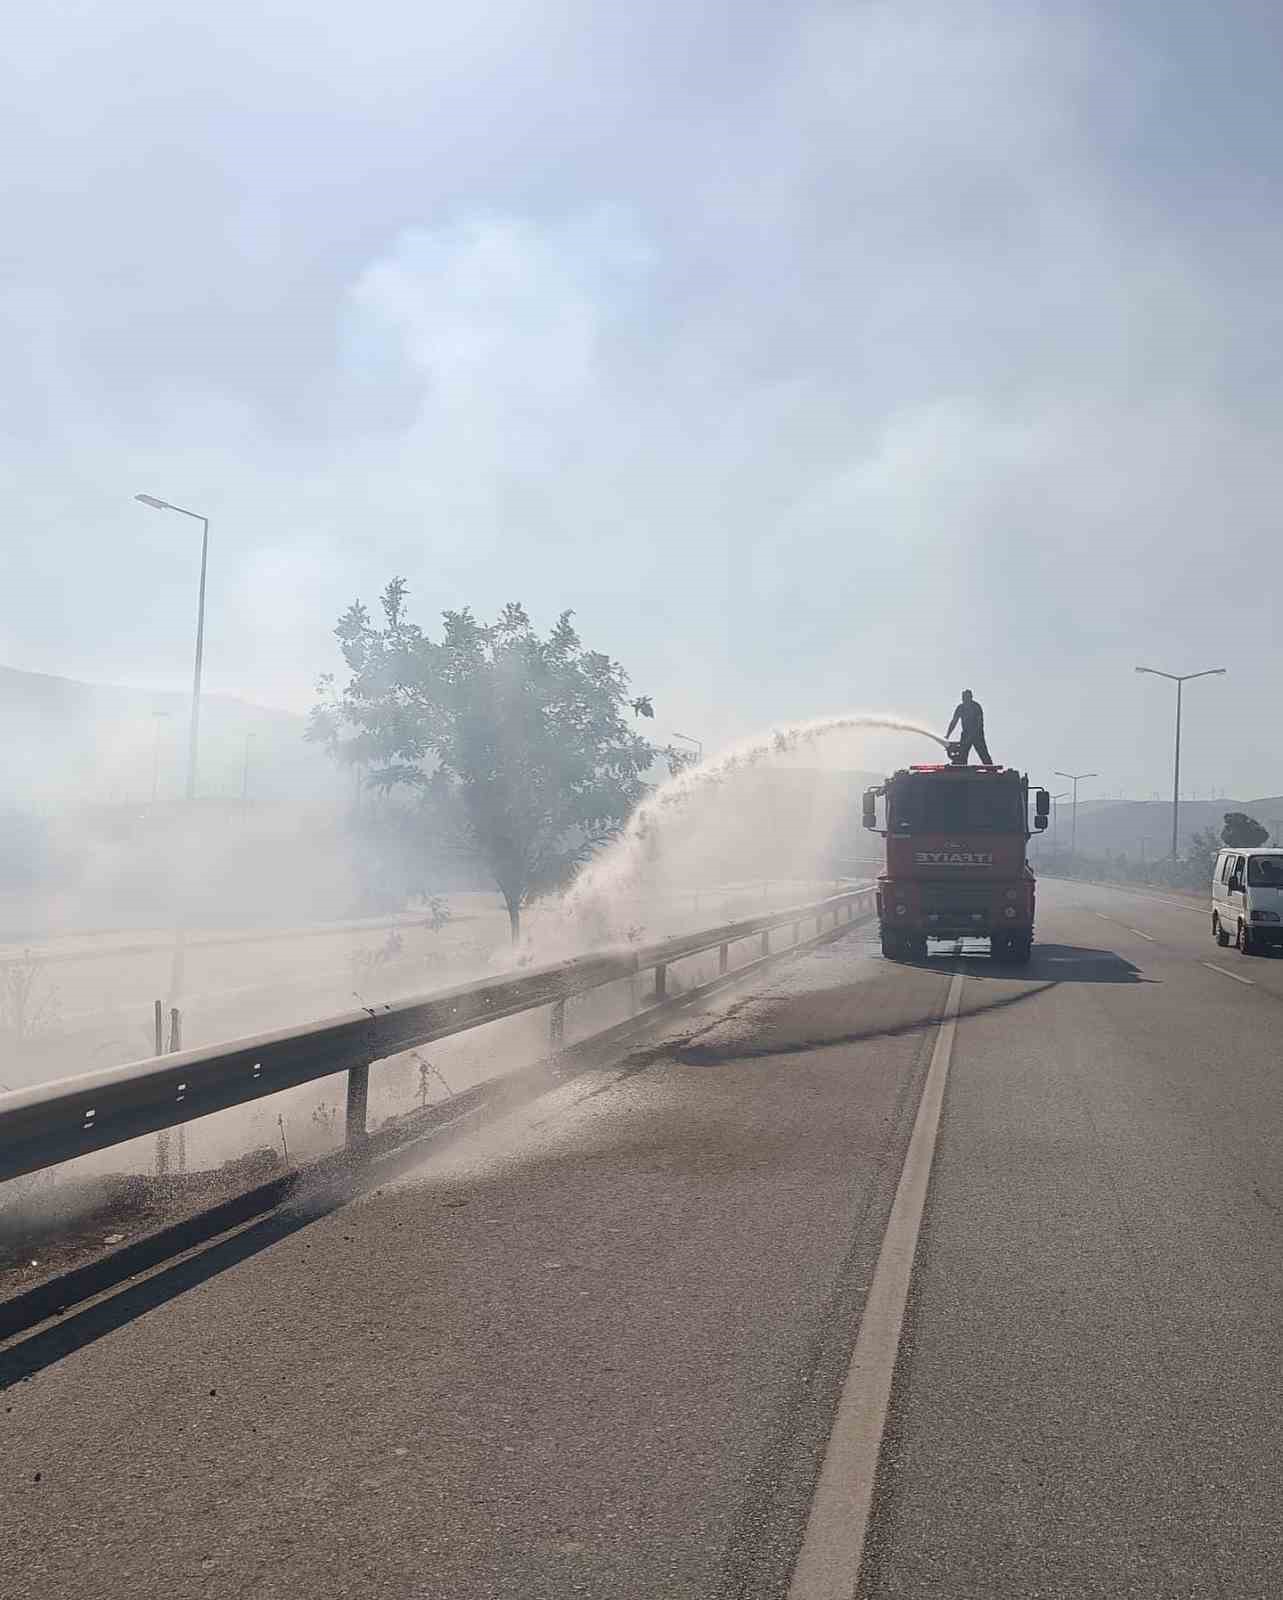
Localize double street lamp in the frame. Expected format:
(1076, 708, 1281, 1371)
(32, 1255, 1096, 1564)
(135, 495, 210, 801)
(1134, 666, 1226, 860)
(1053, 771, 1097, 857)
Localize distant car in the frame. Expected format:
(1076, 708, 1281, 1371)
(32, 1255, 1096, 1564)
(1212, 848, 1283, 954)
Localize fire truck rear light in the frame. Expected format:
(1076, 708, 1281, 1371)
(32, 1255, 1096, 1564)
(1003, 906, 1018, 919)
(1004, 888, 1020, 901)
(895, 904, 908, 917)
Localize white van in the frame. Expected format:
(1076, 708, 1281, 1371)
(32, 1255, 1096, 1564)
(1211, 848, 1283, 954)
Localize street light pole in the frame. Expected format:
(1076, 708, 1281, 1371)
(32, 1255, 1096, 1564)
(1051, 791, 1070, 847)
(136, 495, 210, 801)
(1135, 666, 1226, 860)
(1054, 771, 1098, 857)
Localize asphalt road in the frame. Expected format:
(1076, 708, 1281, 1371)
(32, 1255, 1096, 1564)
(3, 879, 1281, 1597)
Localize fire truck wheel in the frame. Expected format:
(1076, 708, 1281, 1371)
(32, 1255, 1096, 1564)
(1005, 934, 1032, 965)
(880, 931, 901, 960)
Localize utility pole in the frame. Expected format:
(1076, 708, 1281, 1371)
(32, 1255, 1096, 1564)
(241, 731, 255, 804)
(136, 495, 211, 801)
(1054, 771, 1098, 857)
(1135, 666, 1225, 860)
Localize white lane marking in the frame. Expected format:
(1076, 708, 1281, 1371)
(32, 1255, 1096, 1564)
(1202, 962, 1255, 986)
(787, 970, 965, 1600)
(1094, 911, 1154, 940)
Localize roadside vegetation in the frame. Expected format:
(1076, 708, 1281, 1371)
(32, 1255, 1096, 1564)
(309, 582, 678, 940)
(1039, 811, 1273, 892)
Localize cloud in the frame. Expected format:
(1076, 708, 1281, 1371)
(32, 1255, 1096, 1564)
(2, 0, 1282, 799)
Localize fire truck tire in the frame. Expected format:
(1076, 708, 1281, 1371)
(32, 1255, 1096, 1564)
(880, 931, 901, 960)
(1006, 934, 1033, 965)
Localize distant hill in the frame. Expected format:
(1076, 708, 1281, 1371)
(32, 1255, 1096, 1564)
(0, 664, 341, 812)
(1031, 796, 1283, 860)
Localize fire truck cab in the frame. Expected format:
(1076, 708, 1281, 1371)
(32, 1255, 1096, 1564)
(863, 745, 1051, 964)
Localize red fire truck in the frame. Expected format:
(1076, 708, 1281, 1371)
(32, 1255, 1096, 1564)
(862, 745, 1050, 963)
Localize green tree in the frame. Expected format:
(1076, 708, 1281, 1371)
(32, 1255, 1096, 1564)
(1221, 811, 1269, 847)
(310, 582, 659, 940)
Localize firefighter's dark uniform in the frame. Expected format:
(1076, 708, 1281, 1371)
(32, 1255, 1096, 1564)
(947, 698, 992, 765)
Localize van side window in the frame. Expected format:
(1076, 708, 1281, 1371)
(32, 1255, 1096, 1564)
(1220, 853, 1234, 884)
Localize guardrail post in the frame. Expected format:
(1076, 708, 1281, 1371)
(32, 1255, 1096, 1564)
(719, 943, 728, 975)
(760, 929, 770, 956)
(168, 1008, 186, 1173)
(153, 999, 170, 1177)
(550, 997, 566, 1048)
(654, 962, 667, 1001)
(345, 1061, 370, 1154)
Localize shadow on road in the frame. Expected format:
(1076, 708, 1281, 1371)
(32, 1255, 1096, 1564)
(959, 944, 1154, 985)
(0, 1175, 355, 1391)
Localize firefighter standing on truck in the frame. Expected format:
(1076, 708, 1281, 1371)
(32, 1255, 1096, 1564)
(946, 689, 993, 764)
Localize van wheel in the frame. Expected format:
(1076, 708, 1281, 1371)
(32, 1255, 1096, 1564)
(1237, 920, 1255, 956)
(1214, 915, 1231, 947)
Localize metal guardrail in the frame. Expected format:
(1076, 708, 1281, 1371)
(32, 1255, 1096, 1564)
(0, 887, 875, 1186)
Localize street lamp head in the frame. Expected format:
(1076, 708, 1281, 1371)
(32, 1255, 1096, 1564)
(1136, 664, 1226, 681)
(135, 493, 169, 510)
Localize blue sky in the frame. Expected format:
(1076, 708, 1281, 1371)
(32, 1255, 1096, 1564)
(3, 0, 1282, 800)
